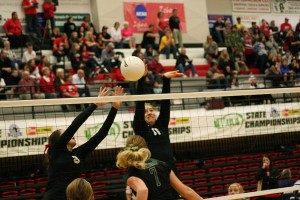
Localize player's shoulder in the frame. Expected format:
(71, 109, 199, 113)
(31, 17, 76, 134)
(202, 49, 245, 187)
(146, 158, 169, 169)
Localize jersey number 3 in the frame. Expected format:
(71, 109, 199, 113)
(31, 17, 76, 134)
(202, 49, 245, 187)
(72, 156, 80, 164)
(149, 167, 161, 187)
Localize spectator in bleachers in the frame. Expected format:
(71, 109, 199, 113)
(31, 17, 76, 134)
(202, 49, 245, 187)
(206, 61, 227, 89)
(266, 34, 279, 56)
(43, 0, 56, 34)
(3, 12, 26, 49)
(265, 52, 277, 70)
(132, 44, 142, 57)
(40, 67, 57, 99)
(228, 25, 244, 55)
(100, 42, 119, 72)
(116, 135, 203, 200)
(156, 11, 168, 40)
(85, 31, 100, 58)
(99, 26, 112, 46)
(0, 74, 6, 100)
(70, 43, 85, 73)
(213, 16, 225, 45)
(235, 17, 245, 31)
(60, 74, 79, 98)
(280, 18, 293, 37)
(53, 68, 68, 111)
(72, 69, 91, 107)
(53, 33, 69, 63)
(22, 0, 41, 37)
(148, 54, 164, 76)
(260, 19, 271, 38)
(78, 26, 85, 42)
(18, 71, 45, 100)
(282, 50, 293, 65)
(224, 21, 232, 48)
(141, 24, 158, 49)
(232, 50, 249, 74)
(218, 49, 232, 72)
(3, 40, 21, 70)
(66, 178, 94, 200)
(27, 59, 41, 79)
(22, 43, 37, 64)
(249, 22, 259, 36)
(64, 17, 77, 38)
(278, 169, 294, 200)
(294, 23, 300, 44)
(69, 31, 81, 49)
(5, 69, 21, 99)
(284, 30, 300, 56)
(95, 33, 105, 55)
(159, 28, 177, 59)
(121, 21, 135, 49)
(253, 36, 268, 73)
(269, 20, 281, 43)
(289, 59, 300, 79)
(204, 35, 218, 58)
(169, 9, 183, 48)
(110, 22, 122, 49)
(243, 30, 254, 66)
(144, 45, 157, 64)
(255, 154, 280, 200)
(81, 15, 96, 35)
(81, 44, 102, 78)
(281, 58, 294, 86)
(0, 49, 14, 81)
(175, 48, 198, 77)
(266, 60, 282, 87)
(51, 27, 61, 42)
(228, 182, 248, 200)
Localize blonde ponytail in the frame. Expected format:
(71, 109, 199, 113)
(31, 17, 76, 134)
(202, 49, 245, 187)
(116, 148, 151, 169)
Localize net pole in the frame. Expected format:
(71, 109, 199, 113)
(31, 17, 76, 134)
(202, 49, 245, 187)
(205, 186, 300, 200)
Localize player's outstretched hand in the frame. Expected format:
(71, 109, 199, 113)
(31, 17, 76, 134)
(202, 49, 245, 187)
(112, 86, 125, 109)
(96, 87, 110, 106)
(164, 70, 184, 78)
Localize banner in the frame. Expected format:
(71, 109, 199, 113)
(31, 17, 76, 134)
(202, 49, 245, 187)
(272, 0, 300, 13)
(123, 2, 187, 33)
(1, 102, 300, 158)
(232, 0, 271, 13)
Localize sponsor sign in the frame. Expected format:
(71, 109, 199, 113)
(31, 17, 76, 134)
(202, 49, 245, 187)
(272, 0, 300, 14)
(232, 0, 271, 13)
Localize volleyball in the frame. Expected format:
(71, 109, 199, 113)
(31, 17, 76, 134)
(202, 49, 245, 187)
(120, 56, 145, 81)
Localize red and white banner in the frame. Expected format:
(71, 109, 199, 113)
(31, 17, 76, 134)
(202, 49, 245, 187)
(123, 2, 187, 33)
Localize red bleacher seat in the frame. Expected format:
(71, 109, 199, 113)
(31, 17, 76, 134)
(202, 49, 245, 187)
(249, 171, 257, 177)
(209, 167, 222, 174)
(40, 187, 47, 193)
(179, 171, 193, 177)
(81, 173, 86, 178)
(35, 177, 48, 184)
(223, 175, 236, 181)
(248, 163, 260, 169)
(205, 159, 213, 165)
(211, 185, 223, 191)
(176, 163, 183, 168)
(286, 159, 297, 165)
(194, 187, 208, 193)
(222, 166, 235, 172)
(89, 171, 105, 179)
(18, 179, 34, 186)
(91, 181, 106, 188)
(236, 173, 248, 180)
(183, 161, 197, 168)
(213, 158, 226, 164)
(182, 179, 194, 186)
(193, 169, 206, 176)
(240, 155, 254, 161)
(0, 181, 15, 188)
(210, 176, 222, 182)
(239, 181, 249, 187)
(253, 154, 264, 160)
(1, 190, 18, 197)
(235, 164, 247, 171)
(226, 156, 239, 163)
(106, 169, 121, 176)
(194, 178, 207, 185)
(93, 190, 107, 197)
(274, 160, 286, 166)
(250, 179, 258, 186)
(290, 166, 299, 173)
(19, 188, 36, 196)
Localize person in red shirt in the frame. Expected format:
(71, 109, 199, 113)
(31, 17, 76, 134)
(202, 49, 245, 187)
(3, 12, 26, 48)
(40, 66, 57, 98)
(60, 74, 79, 98)
(260, 19, 270, 38)
(280, 18, 293, 39)
(43, 0, 56, 34)
(22, 0, 41, 37)
(53, 33, 69, 63)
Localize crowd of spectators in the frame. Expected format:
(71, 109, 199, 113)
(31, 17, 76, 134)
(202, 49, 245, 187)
(206, 16, 300, 89)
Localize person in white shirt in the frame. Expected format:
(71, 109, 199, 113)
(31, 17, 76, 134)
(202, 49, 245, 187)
(22, 43, 36, 63)
(109, 21, 122, 48)
(72, 69, 91, 109)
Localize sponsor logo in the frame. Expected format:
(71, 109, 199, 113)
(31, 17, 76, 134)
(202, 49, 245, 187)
(8, 124, 22, 137)
(281, 109, 300, 117)
(135, 4, 147, 20)
(85, 122, 121, 140)
(214, 113, 244, 129)
(270, 107, 280, 118)
(169, 118, 190, 125)
(26, 126, 53, 136)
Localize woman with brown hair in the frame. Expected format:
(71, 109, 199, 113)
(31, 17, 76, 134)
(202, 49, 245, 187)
(66, 178, 94, 200)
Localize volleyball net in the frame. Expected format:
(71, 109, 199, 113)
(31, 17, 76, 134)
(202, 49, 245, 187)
(0, 87, 300, 158)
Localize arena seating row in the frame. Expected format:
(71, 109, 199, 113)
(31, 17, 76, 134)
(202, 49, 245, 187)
(1, 149, 299, 199)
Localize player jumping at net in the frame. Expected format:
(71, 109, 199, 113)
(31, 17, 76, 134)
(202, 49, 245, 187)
(116, 135, 203, 200)
(43, 86, 124, 200)
(132, 67, 183, 199)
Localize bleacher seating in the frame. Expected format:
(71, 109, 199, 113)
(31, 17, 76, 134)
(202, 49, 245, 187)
(1, 148, 299, 199)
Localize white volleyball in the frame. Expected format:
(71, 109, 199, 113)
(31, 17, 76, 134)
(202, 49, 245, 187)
(120, 56, 145, 81)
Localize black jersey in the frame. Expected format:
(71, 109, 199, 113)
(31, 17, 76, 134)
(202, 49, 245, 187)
(133, 76, 175, 169)
(44, 104, 117, 200)
(125, 159, 172, 200)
